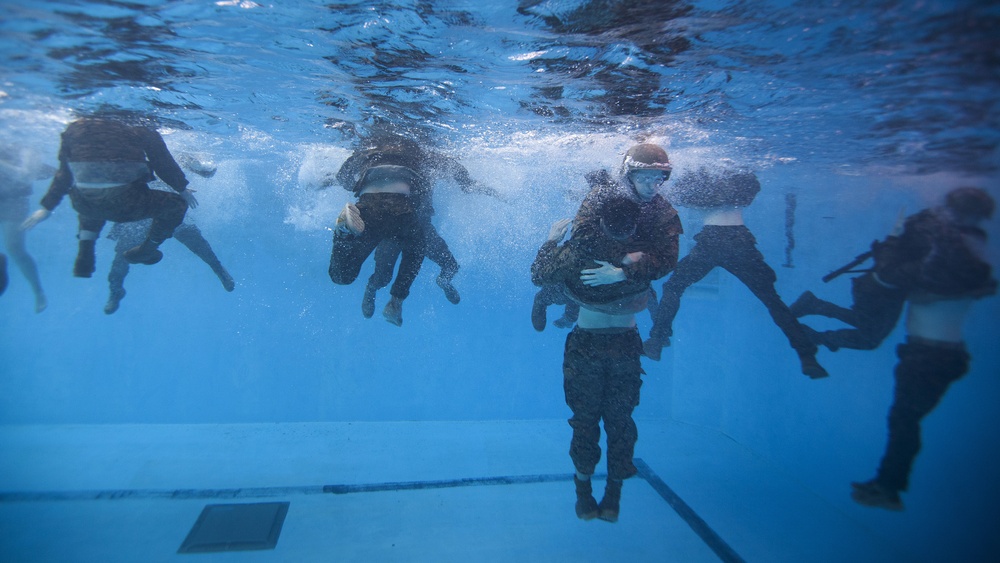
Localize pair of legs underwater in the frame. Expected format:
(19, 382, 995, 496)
(846, 338, 968, 512)
(331, 195, 462, 326)
(789, 272, 913, 511)
(565, 326, 643, 523)
(789, 271, 907, 352)
(330, 195, 426, 326)
(70, 184, 189, 278)
(104, 221, 234, 314)
(643, 225, 828, 379)
(1, 219, 47, 312)
(361, 221, 461, 319)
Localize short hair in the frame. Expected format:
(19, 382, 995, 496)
(598, 194, 640, 239)
(945, 187, 995, 221)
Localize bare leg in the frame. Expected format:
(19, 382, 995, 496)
(0, 253, 7, 296)
(423, 224, 460, 304)
(104, 249, 131, 314)
(104, 224, 144, 314)
(364, 239, 401, 318)
(173, 224, 235, 291)
(3, 221, 46, 312)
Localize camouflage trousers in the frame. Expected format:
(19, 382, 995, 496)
(563, 326, 643, 480)
(876, 338, 969, 492)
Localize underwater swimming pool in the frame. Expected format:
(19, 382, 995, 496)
(1, 1, 998, 561)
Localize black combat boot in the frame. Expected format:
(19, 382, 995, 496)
(598, 478, 622, 523)
(531, 290, 547, 332)
(383, 296, 403, 326)
(436, 274, 460, 304)
(123, 238, 163, 265)
(104, 288, 126, 315)
(574, 476, 599, 520)
(799, 353, 829, 379)
(789, 290, 821, 318)
(552, 302, 579, 329)
(213, 264, 235, 292)
(362, 281, 377, 319)
(74, 239, 97, 278)
(851, 479, 903, 511)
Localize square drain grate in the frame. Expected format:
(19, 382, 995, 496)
(178, 501, 290, 554)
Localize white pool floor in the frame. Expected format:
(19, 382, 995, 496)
(0, 420, 906, 563)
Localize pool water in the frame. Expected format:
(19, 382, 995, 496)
(1, 1, 998, 561)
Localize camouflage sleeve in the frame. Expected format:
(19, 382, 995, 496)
(531, 240, 570, 287)
(622, 205, 682, 282)
(569, 185, 606, 242)
(336, 151, 367, 193)
(39, 148, 73, 211)
(143, 129, 189, 193)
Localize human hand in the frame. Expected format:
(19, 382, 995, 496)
(20, 209, 51, 231)
(547, 218, 572, 242)
(181, 189, 199, 209)
(580, 260, 626, 286)
(336, 202, 365, 235)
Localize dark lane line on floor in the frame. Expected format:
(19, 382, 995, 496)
(0, 459, 742, 562)
(636, 459, 746, 563)
(323, 472, 583, 494)
(0, 474, 587, 502)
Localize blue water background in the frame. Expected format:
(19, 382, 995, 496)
(1, 1, 999, 561)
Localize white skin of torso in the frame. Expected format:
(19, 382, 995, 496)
(577, 306, 637, 330)
(576, 239, 645, 329)
(904, 219, 988, 343)
(905, 296, 973, 343)
(701, 206, 745, 226)
(359, 179, 411, 195)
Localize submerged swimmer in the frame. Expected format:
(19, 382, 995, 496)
(532, 143, 682, 333)
(0, 145, 53, 312)
(21, 114, 197, 276)
(644, 166, 828, 379)
(329, 135, 429, 326)
(329, 133, 499, 325)
(845, 187, 996, 511)
(531, 193, 653, 523)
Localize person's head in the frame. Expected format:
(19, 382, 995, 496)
(621, 143, 671, 202)
(944, 187, 995, 225)
(598, 193, 641, 242)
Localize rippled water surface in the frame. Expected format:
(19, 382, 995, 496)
(2, 0, 998, 173)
